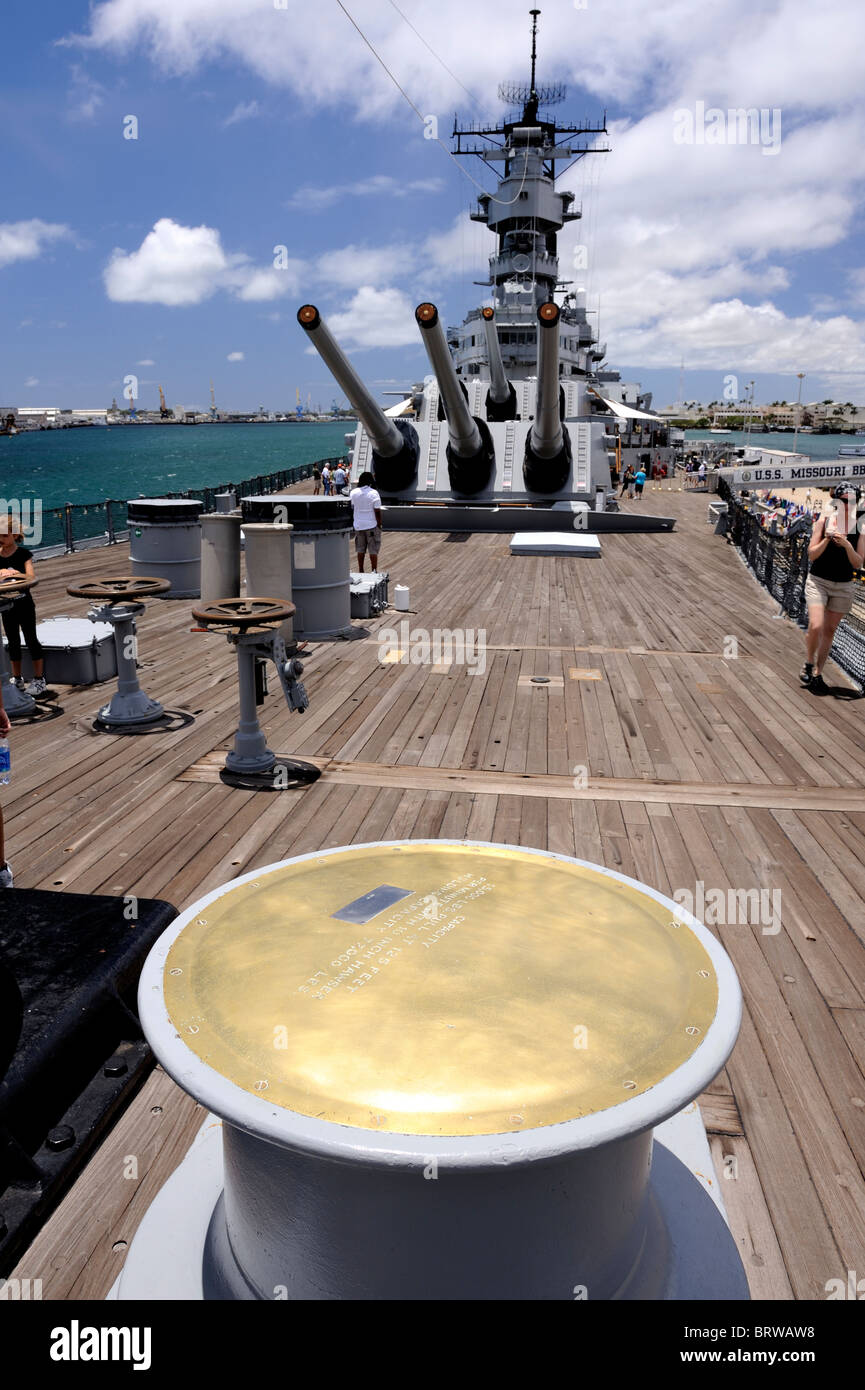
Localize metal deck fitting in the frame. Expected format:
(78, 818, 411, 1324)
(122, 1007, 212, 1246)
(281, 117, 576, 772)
(66, 576, 170, 728)
(191, 597, 319, 791)
(120, 842, 749, 1301)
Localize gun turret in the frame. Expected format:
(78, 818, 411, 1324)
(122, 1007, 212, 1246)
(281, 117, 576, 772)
(297, 305, 418, 492)
(524, 302, 571, 493)
(481, 307, 518, 422)
(415, 303, 495, 495)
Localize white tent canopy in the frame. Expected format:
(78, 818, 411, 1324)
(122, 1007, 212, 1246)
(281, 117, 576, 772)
(587, 389, 662, 422)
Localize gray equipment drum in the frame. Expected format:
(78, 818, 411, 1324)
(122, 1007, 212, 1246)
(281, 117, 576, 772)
(241, 497, 352, 640)
(128, 498, 203, 599)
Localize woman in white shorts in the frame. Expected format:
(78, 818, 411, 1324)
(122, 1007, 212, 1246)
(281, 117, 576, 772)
(801, 491, 865, 693)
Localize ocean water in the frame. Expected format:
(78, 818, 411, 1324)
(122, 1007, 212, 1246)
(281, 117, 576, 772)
(0, 422, 350, 511)
(2, 422, 857, 551)
(683, 429, 856, 460)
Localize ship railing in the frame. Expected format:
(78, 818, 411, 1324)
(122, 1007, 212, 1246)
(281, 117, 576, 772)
(717, 476, 865, 691)
(30, 459, 342, 557)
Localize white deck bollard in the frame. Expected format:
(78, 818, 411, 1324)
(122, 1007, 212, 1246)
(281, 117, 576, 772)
(122, 841, 748, 1301)
(394, 584, 410, 612)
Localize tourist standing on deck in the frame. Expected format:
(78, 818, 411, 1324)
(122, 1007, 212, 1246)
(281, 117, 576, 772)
(313, 464, 322, 496)
(0, 520, 45, 696)
(634, 465, 646, 499)
(350, 471, 382, 573)
(801, 489, 865, 693)
(620, 464, 635, 498)
(322, 463, 332, 496)
(333, 462, 348, 495)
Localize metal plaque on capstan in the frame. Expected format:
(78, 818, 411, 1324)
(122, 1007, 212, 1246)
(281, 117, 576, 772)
(331, 885, 414, 925)
(161, 844, 719, 1138)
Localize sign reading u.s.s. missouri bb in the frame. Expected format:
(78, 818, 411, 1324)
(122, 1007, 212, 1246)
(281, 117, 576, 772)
(714, 459, 865, 490)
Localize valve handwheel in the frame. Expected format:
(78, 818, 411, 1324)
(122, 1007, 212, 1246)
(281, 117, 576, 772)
(0, 576, 37, 596)
(66, 576, 171, 602)
(192, 597, 295, 628)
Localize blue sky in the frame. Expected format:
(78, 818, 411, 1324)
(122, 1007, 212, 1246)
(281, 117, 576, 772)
(2, 0, 865, 412)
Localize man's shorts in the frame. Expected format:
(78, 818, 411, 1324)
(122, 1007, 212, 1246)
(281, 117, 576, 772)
(354, 526, 381, 555)
(804, 574, 854, 615)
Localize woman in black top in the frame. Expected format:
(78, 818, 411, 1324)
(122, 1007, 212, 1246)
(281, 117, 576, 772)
(0, 521, 45, 696)
(801, 490, 865, 693)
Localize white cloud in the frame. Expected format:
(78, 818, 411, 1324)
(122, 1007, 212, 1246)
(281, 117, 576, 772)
(223, 99, 259, 127)
(315, 243, 414, 290)
(234, 263, 303, 300)
(327, 287, 420, 349)
(103, 217, 301, 304)
(421, 213, 490, 282)
(227, 351, 244, 361)
(287, 176, 445, 211)
(104, 218, 239, 305)
(67, 64, 105, 121)
(68, 0, 865, 119)
(0, 220, 73, 268)
(848, 269, 865, 308)
(136, 357, 155, 365)
(76, 0, 865, 378)
(24, 377, 39, 388)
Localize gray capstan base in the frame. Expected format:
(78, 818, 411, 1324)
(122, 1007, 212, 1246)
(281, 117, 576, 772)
(113, 1108, 749, 1302)
(381, 505, 675, 533)
(96, 691, 165, 727)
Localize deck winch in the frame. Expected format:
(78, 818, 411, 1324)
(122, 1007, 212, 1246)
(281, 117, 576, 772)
(65, 576, 170, 728)
(0, 576, 39, 718)
(119, 841, 749, 1301)
(191, 597, 318, 790)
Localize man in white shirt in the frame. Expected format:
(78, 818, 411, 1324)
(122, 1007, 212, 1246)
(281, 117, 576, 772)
(350, 471, 383, 572)
(333, 463, 348, 494)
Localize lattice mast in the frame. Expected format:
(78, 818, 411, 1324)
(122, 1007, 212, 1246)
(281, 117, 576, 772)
(451, 8, 608, 311)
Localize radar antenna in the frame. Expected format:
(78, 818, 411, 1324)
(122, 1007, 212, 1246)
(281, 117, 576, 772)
(529, 7, 539, 95)
(498, 10, 566, 120)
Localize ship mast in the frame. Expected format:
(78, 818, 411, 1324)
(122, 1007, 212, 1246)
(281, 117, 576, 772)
(449, 9, 610, 380)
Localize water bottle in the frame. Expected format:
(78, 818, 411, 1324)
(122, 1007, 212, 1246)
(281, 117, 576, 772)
(0, 739, 9, 786)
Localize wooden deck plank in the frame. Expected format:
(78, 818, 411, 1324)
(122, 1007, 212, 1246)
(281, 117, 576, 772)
(7, 1067, 203, 1300)
(8, 485, 865, 1301)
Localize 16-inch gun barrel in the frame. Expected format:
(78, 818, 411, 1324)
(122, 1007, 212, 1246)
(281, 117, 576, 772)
(415, 302, 495, 495)
(532, 301, 564, 459)
(415, 303, 482, 457)
(481, 306, 518, 422)
(523, 302, 571, 493)
(297, 305, 403, 457)
(297, 305, 418, 492)
(481, 307, 511, 407)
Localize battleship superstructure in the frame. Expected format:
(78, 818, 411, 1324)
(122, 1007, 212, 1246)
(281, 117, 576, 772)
(299, 11, 673, 531)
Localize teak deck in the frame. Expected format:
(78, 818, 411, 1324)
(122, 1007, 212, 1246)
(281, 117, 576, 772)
(8, 481, 865, 1302)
